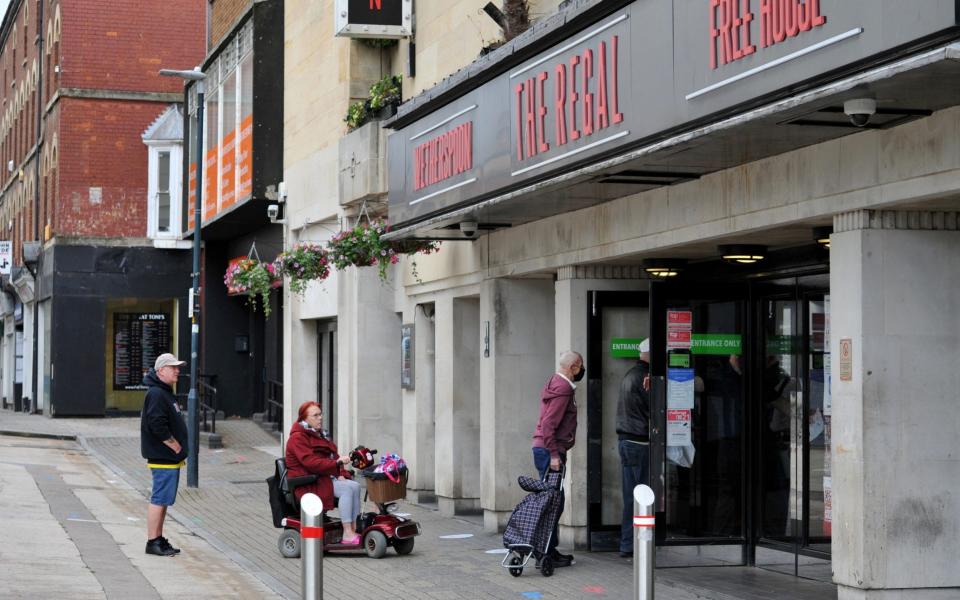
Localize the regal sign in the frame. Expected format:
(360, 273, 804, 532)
(387, 0, 959, 229)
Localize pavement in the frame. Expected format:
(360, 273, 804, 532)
(0, 409, 838, 599)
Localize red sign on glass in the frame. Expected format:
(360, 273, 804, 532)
(667, 329, 692, 349)
(667, 310, 693, 329)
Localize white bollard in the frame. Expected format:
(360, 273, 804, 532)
(633, 484, 656, 600)
(301, 493, 324, 600)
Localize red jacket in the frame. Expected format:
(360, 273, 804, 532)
(284, 422, 352, 509)
(531, 374, 578, 460)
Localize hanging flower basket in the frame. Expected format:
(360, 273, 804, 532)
(327, 219, 440, 281)
(224, 258, 280, 318)
(273, 243, 331, 296)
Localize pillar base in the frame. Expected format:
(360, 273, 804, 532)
(437, 495, 480, 518)
(484, 509, 511, 533)
(839, 585, 960, 600)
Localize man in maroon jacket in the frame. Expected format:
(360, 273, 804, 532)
(531, 350, 584, 567)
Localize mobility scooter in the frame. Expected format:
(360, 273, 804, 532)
(267, 456, 421, 559)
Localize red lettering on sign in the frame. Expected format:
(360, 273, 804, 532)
(511, 31, 625, 162)
(568, 55, 581, 141)
(596, 41, 609, 130)
(717, 0, 823, 67)
(611, 35, 623, 124)
(536, 72, 550, 153)
(582, 48, 594, 136)
(412, 122, 474, 191)
(554, 64, 567, 146)
(370, 0, 382, 9)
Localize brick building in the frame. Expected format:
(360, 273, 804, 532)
(0, 0, 205, 415)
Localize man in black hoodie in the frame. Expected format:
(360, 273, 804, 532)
(141, 353, 189, 557)
(616, 338, 650, 558)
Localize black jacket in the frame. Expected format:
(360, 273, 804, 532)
(616, 361, 650, 441)
(140, 370, 189, 464)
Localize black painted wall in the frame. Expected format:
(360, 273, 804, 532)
(47, 245, 192, 417)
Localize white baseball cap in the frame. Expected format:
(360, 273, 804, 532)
(639, 338, 650, 353)
(154, 353, 186, 370)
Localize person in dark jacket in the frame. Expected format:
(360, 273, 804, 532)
(140, 353, 189, 557)
(531, 350, 583, 567)
(616, 338, 651, 557)
(285, 401, 363, 544)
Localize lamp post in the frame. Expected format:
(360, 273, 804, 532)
(159, 67, 205, 488)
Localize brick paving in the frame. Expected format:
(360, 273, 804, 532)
(0, 410, 837, 599)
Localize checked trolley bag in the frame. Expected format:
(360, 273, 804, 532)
(500, 469, 564, 577)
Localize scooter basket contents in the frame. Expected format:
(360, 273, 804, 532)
(362, 453, 408, 503)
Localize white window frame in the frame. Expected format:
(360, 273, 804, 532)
(146, 142, 183, 239)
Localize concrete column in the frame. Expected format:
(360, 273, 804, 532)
(403, 302, 436, 498)
(480, 278, 555, 532)
(21, 299, 34, 413)
(554, 265, 647, 549)
(337, 267, 402, 456)
(1, 316, 11, 408)
(435, 295, 481, 516)
(831, 210, 960, 600)
(282, 295, 318, 444)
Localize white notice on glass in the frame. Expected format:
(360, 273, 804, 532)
(666, 409, 692, 446)
(667, 368, 695, 409)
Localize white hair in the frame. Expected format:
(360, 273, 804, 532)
(558, 351, 582, 369)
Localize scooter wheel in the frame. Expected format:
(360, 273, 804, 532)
(508, 554, 523, 577)
(540, 556, 554, 577)
(278, 529, 301, 558)
(364, 530, 388, 559)
(393, 537, 415, 555)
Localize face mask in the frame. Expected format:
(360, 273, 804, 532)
(572, 365, 586, 382)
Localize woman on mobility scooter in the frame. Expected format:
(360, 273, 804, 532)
(285, 401, 363, 545)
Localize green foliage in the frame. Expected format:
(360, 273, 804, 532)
(223, 258, 279, 318)
(344, 101, 369, 130)
(327, 218, 440, 281)
(273, 243, 331, 296)
(344, 74, 403, 130)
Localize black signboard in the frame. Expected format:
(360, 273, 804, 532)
(387, 0, 960, 227)
(349, 0, 402, 26)
(335, 0, 411, 39)
(114, 313, 171, 391)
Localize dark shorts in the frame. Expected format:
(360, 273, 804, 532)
(149, 465, 182, 506)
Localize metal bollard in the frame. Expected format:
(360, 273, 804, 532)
(633, 484, 656, 600)
(301, 493, 324, 600)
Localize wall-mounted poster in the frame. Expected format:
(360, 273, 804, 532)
(113, 313, 171, 390)
(400, 324, 414, 390)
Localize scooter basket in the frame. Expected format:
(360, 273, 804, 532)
(365, 470, 408, 503)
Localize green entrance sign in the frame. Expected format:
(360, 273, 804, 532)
(668, 352, 691, 368)
(691, 333, 742, 355)
(611, 338, 645, 358)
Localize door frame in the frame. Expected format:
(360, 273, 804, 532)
(585, 290, 648, 550)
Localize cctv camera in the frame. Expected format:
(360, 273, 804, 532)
(844, 98, 876, 127)
(267, 204, 279, 220)
(459, 221, 478, 238)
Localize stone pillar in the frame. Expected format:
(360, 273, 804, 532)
(555, 265, 647, 549)
(337, 267, 402, 455)
(480, 278, 555, 532)
(435, 295, 481, 516)
(403, 302, 436, 499)
(831, 210, 960, 600)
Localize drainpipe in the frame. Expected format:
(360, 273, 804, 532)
(31, 0, 46, 414)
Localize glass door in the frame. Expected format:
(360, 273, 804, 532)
(650, 282, 749, 567)
(755, 276, 831, 582)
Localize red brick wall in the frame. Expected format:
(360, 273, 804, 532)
(55, 98, 173, 238)
(210, 0, 252, 49)
(59, 0, 206, 94)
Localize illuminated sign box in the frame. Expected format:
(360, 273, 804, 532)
(334, 0, 412, 39)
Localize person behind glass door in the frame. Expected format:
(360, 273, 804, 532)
(531, 350, 584, 568)
(285, 401, 363, 544)
(616, 338, 651, 558)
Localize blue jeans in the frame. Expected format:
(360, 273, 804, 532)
(532, 447, 564, 555)
(619, 439, 650, 554)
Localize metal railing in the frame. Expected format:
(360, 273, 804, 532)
(265, 378, 283, 430)
(198, 374, 218, 434)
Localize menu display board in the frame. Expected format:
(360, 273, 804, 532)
(114, 313, 171, 390)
